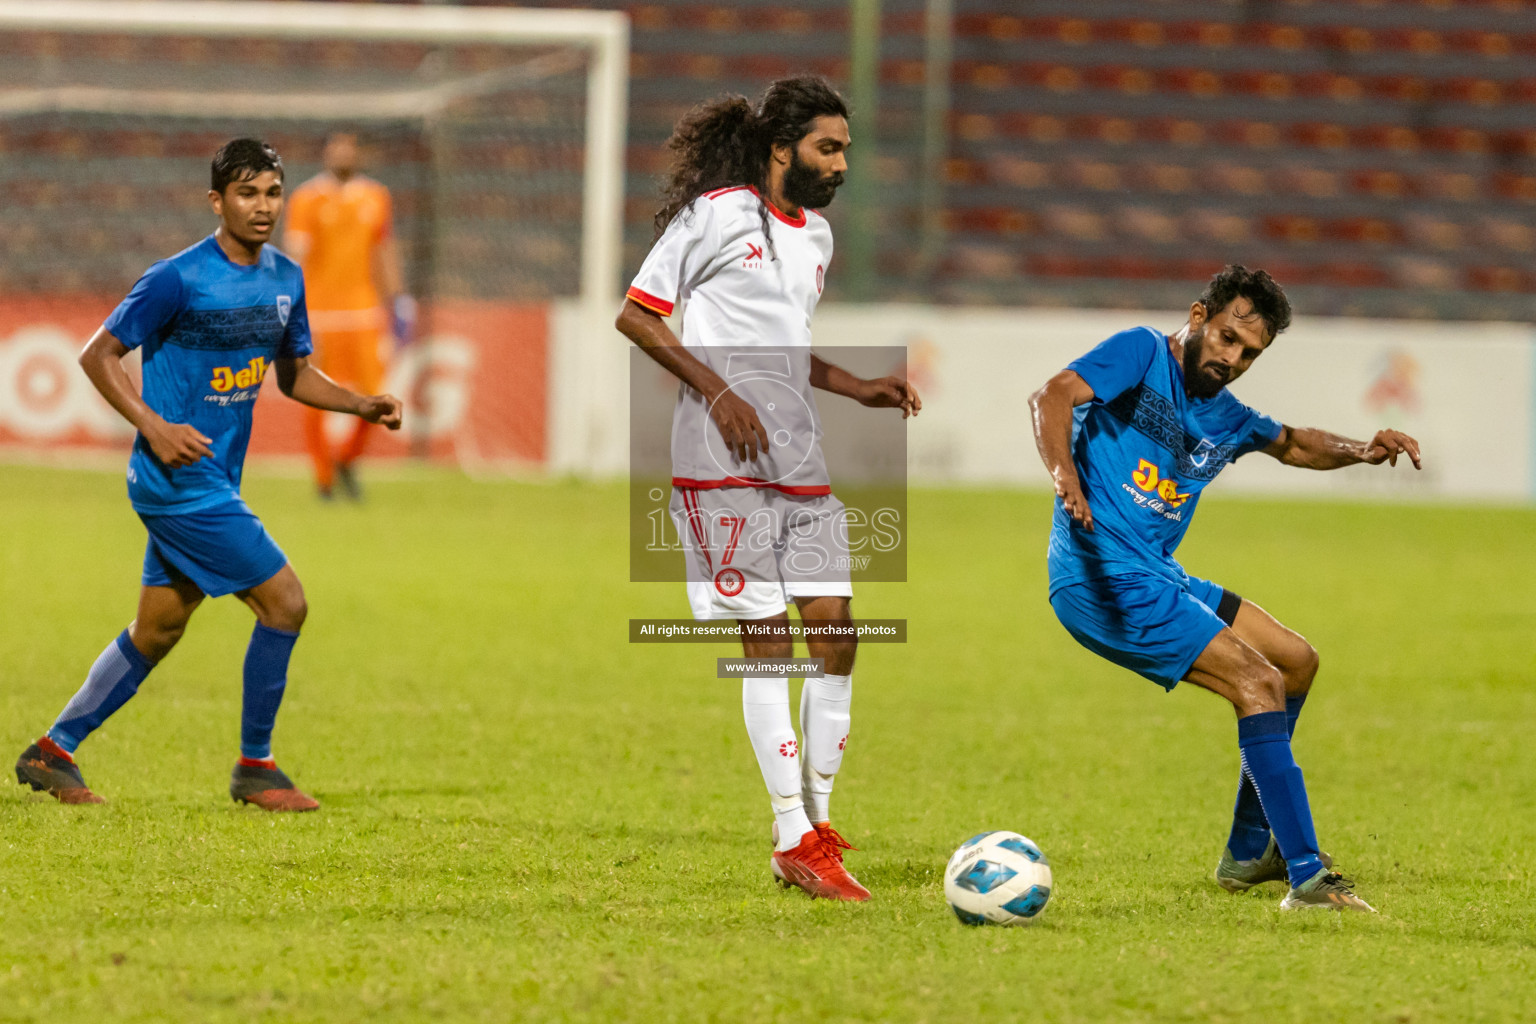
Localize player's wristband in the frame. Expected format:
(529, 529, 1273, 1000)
(392, 294, 418, 345)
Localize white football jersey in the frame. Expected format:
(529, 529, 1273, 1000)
(627, 185, 834, 494)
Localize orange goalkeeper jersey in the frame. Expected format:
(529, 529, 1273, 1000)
(285, 173, 393, 320)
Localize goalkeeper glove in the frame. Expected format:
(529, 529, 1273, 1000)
(391, 294, 418, 346)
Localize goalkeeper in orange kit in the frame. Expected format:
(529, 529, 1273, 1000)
(284, 132, 415, 501)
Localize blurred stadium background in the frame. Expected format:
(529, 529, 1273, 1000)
(4, 8, 1535, 1019)
(1, 0, 1533, 497)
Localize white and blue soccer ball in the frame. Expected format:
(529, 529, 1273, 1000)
(943, 830, 1053, 926)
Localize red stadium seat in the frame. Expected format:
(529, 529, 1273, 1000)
(1392, 256, 1461, 292)
(1114, 206, 1182, 245)
(1138, 163, 1196, 194)
(1403, 215, 1467, 251)
(1287, 122, 1352, 151)
(1418, 170, 1482, 202)
(1448, 30, 1516, 58)
(1356, 124, 1423, 153)
(1274, 166, 1345, 199)
(1205, 163, 1269, 196)
(1315, 26, 1376, 55)
(1183, 210, 1254, 245)
(1492, 173, 1536, 201)
(1352, 169, 1415, 200)
(1041, 204, 1110, 242)
(1314, 262, 1393, 289)
(945, 243, 1021, 280)
(1060, 159, 1124, 192)
(985, 155, 1052, 189)
(1327, 218, 1402, 246)
(942, 158, 986, 186)
(1480, 217, 1535, 252)
(1466, 266, 1531, 292)
(1261, 215, 1323, 246)
(945, 208, 1034, 236)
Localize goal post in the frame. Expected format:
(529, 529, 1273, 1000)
(0, 1, 629, 473)
(0, 0, 629, 315)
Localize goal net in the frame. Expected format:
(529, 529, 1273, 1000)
(0, 0, 627, 472)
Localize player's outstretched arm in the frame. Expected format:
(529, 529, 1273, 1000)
(1264, 425, 1422, 471)
(79, 326, 213, 468)
(808, 354, 921, 418)
(275, 356, 402, 430)
(615, 299, 769, 463)
(1029, 370, 1097, 531)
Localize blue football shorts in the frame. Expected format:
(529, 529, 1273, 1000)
(139, 498, 289, 598)
(1048, 571, 1243, 691)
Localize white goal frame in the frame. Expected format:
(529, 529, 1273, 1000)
(0, 0, 631, 316)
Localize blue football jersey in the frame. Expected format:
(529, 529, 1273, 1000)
(1047, 327, 1282, 591)
(103, 234, 313, 514)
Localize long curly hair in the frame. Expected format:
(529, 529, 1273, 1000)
(653, 75, 849, 255)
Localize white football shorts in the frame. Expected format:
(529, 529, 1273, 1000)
(670, 485, 854, 621)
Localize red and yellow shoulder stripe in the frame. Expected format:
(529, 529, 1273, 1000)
(625, 286, 674, 317)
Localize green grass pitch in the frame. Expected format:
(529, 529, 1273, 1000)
(2, 464, 1533, 1023)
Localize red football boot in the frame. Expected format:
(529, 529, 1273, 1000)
(14, 737, 105, 805)
(771, 827, 871, 902)
(230, 759, 319, 812)
(813, 820, 870, 880)
(813, 821, 858, 860)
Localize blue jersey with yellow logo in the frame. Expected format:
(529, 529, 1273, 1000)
(104, 234, 313, 515)
(1047, 327, 1282, 592)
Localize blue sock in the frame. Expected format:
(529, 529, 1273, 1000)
(1284, 693, 1306, 737)
(1226, 781, 1272, 861)
(1237, 711, 1324, 887)
(49, 630, 155, 753)
(1226, 693, 1308, 860)
(241, 623, 299, 761)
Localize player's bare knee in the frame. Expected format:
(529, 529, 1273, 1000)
(270, 574, 308, 631)
(252, 588, 307, 632)
(271, 594, 307, 632)
(740, 616, 791, 658)
(1244, 663, 1286, 714)
(129, 620, 182, 663)
(1286, 643, 1319, 696)
(811, 638, 857, 676)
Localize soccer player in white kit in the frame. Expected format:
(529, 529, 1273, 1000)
(616, 77, 920, 901)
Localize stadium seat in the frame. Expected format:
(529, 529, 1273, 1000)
(11, 0, 1536, 319)
(1480, 217, 1534, 252)
(1466, 265, 1530, 292)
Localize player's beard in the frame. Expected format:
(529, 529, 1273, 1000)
(1182, 326, 1230, 399)
(782, 150, 844, 210)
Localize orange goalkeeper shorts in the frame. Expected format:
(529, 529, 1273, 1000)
(310, 326, 386, 396)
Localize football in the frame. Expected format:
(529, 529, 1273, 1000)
(943, 831, 1053, 926)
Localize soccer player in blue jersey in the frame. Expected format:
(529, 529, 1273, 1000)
(14, 138, 402, 811)
(1031, 266, 1421, 911)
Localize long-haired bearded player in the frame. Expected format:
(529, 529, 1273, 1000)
(616, 76, 920, 902)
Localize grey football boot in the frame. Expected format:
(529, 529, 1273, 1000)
(1215, 837, 1332, 892)
(1281, 869, 1376, 912)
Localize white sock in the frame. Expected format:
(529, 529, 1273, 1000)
(742, 676, 813, 850)
(799, 673, 852, 824)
